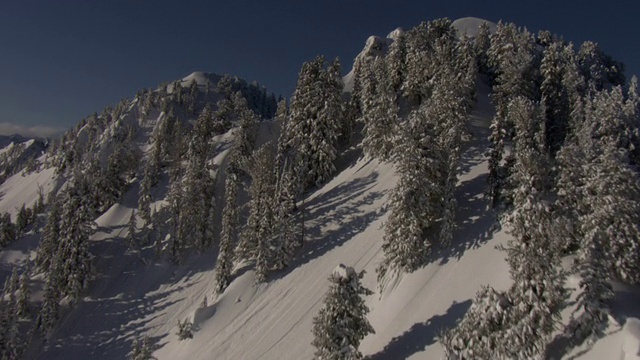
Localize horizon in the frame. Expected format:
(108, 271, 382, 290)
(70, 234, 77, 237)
(1, 1, 639, 137)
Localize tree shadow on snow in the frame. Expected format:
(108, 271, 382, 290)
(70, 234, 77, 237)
(436, 173, 500, 265)
(365, 300, 472, 360)
(270, 172, 386, 281)
(31, 220, 209, 360)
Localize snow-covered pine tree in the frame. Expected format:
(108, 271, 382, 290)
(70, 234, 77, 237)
(16, 203, 28, 234)
(434, 32, 475, 247)
(497, 99, 564, 357)
(402, 21, 429, 105)
(308, 57, 343, 187)
(360, 57, 399, 161)
(128, 336, 156, 360)
(285, 56, 343, 190)
(377, 105, 444, 280)
(0, 212, 16, 248)
(486, 22, 537, 206)
(565, 212, 614, 344)
(182, 118, 213, 252)
(138, 162, 154, 230)
(126, 209, 138, 250)
(540, 41, 585, 155)
(17, 265, 31, 318)
(35, 198, 61, 271)
(233, 91, 259, 162)
(578, 41, 625, 92)
(273, 161, 301, 266)
(37, 265, 61, 335)
(214, 174, 239, 294)
(166, 179, 186, 264)
(440, 285, 512, 359)
(386, 29, 407, 97)
(0, 274, 21, 359)
(581, 145, 640, 284)
(311, 265, 374, 360)
(56, 176, 96, 302)
(237, 142, 279, 283)
(475, 22, 492, 77)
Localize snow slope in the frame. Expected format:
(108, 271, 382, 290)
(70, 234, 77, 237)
(0, 70, 634, 360)
(36, 76, 510, 360)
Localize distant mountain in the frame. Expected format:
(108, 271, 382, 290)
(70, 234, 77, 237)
(0, 134, 48, 183)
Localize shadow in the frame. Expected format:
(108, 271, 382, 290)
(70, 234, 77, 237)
(29, 207, 216, 360)
(270, 172, 386, 281)
(435, 173, 499, 265)
(365, 300, 472, 360)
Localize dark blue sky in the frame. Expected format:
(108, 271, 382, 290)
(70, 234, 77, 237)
(1, 0, 639, 135)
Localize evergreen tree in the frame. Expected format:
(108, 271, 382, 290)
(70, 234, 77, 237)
(285, 56, 343, 190)
(566, 219, 614, 344)
(16, 203, 28, 234)
(127, 209, 138, 250)
(128, 336, 157, 360)
(0, 212, 16, 247)
(311, 265, 374, 360)
(17, 265, 31, 318)
(214, 174, 239, 294)
(360, 57, 399, 161)
(475, 22, 492, 77)
(233, 92, 259, 166)
(35, 199, 61, 271)
(56, 176, 96, 302)
(235, 143, 279, 283)
(38, 265, 61, 335)
(138, 162, 154, 230)
(377, 106, 443, 279)
(386, 30, 407, 97)
(486, 22, 538, 206)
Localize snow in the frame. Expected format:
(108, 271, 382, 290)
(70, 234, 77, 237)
(180, 71, 222, 87)
(622, 319, 640, 360)
(451, 17, 497, 38)
(0, 163, 58, 219)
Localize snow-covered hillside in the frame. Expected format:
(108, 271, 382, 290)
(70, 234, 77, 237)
(1, 16, 639, 360)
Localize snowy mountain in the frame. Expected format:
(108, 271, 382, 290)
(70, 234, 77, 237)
(0, 135, 48, 184)
(1, 16, 640, 360)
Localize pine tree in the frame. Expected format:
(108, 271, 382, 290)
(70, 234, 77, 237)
(16, 203, 28, 234)
(35, 199, 61, 271)
(285, 56, 343, 190)
(486, 22, 538, 206)
(214, 174, 239, 294)
(127, 209, 138, 250)
(17, 266, 31, 318)
(0, 212, 16, 247)
(566, 219, 614, 344)
(235, 143, 279, 283)
(475, 22, 492, 77)
(377, 106, 443, 279)
(38, 265, 61, 335)
(441, 285, 511, 359)
(128, 336, 156, 360)
(385, 29, 407, 99)
(56, 176, 96, 302)
(0, 273, 21, 359)
(360, 57, 399, 161)
(582, 146, 640, 284)
(138, 162, 154, 230)
(311, 265, 374, 360)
